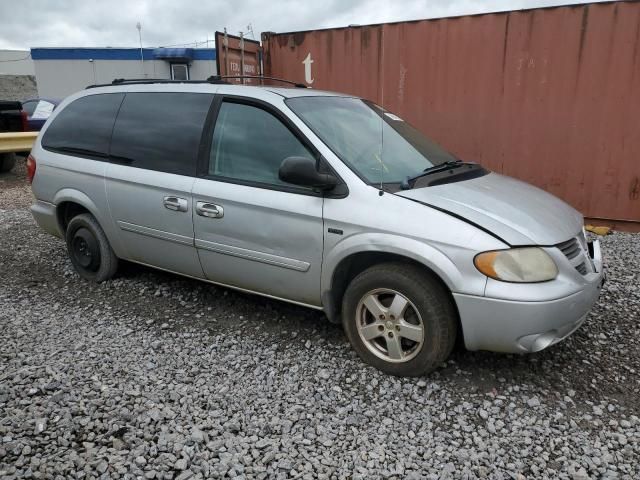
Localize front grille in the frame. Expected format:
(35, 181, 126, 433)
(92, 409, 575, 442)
(556, 238, 581, 260)
(577, 230, 588, 250)
(556, 236, 589, 276)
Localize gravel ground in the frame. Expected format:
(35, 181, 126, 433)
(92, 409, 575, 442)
(1, 165, 639, 479)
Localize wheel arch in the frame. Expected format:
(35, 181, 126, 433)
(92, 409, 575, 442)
(53, 189, 103, 234)
(52, 189, 126, 258)
(53, 189, 129, 259)
(321, 235, 463, 325)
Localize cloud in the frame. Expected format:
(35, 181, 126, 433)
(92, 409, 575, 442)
(0, 0, 611, 50)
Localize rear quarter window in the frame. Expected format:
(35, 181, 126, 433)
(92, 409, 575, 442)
(109, 92, 213, 176)
(41, 93, 124, 158)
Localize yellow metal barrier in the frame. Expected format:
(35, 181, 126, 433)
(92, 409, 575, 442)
(0, 131, 38, 154)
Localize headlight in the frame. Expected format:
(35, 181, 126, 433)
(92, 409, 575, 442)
(474, 247, 558, 283)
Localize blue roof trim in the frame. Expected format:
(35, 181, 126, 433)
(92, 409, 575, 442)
(31, 47, 216, 61)
(154, 48, 194, 60)
(192, 49, 216, 60)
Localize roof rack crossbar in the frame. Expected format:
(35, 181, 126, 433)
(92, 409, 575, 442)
(112, 77, 233, 85)
(86, 78, 230, 89)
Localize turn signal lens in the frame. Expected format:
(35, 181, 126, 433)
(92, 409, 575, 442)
(474, 247, 558, 283)
(26, 154, 36, 184)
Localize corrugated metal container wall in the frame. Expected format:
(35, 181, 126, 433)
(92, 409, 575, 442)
(262, 1, 640, 227)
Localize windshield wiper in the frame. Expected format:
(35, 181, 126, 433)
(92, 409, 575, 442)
(400, 160, 473, 189)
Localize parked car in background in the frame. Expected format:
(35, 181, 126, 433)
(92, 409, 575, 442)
(28, 79, 605, 377)
(0, 100, 27, 172)
(21, 98, 59, 131)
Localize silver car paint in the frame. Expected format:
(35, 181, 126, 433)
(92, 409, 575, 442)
(106, 164, 204, 279)
(320, 185, 503, 299)
(457, 239, 603, 352)
(396, 173, 584, 246)
(192, 177, 324, 306)
(30, 83, 604, 354)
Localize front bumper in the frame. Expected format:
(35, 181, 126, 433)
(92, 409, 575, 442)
(454, 239, 604, 353)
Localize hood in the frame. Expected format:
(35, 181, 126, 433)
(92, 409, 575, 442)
(395, 173, 583, 246)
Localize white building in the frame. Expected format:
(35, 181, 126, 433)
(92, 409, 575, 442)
(31, 47, 218, 99)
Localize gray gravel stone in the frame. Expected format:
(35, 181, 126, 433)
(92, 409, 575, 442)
(175, 471, 193, 480)
(527, 397, 541, 408)
(96, 460, 108, 474)
(0, 173, 639, 478)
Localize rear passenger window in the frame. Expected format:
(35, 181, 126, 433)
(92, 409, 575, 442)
(110, 92, 213, 176)
(42, 93, 124, 158)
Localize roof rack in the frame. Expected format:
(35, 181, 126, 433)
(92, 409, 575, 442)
(207, 75, 308, 88)
(86, 75, 308, 89)
(85, 78, 229, 89)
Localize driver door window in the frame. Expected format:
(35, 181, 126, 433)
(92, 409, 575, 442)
(209, 101, 314, 188)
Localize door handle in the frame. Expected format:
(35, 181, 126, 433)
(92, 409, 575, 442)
(196, 201, 224, 219)
(163, 196, 188, 212)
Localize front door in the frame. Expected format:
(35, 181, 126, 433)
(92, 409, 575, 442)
(192, 98, 324, 306)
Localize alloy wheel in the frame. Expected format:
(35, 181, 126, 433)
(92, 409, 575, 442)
(355, 288, 425, 363)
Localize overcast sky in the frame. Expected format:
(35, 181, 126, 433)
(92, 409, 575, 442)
(0, 0, 611, 50)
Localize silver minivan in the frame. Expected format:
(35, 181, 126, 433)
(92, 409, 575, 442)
(29, 79, 604, 376)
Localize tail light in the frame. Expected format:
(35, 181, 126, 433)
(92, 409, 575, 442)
(20, 110, 29, 131)
(26, 154, 36, 183)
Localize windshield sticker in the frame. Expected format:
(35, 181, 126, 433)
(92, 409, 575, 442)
(384, 112, 404, 122)
(33, 101, 54, 120)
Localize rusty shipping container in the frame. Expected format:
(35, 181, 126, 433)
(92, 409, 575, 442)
(262, 1, 640, 228)
(215, 30, 262, 84)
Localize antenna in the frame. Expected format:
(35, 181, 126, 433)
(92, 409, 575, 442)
(136, 21, 145, 77)
(378, 25, 386, 196)
(223, 28, 229, 78)
(239, 31, 245, 85)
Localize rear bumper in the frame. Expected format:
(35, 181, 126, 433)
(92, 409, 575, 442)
(454, 240, 604, 353)
(30, 200, 62, 238)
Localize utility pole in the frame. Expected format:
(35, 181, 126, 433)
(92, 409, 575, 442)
(136, 22, 145, 77)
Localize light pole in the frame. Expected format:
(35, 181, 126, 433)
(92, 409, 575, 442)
(136, 22, 145, 77)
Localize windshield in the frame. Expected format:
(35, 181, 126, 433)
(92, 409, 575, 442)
(286, 96, 457, 183)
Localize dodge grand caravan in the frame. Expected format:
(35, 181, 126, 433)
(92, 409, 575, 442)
(29, 79, 604, 376)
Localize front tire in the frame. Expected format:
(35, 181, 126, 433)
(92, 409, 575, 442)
(342, 262, 457, 377)
(65, 213, 118, 282)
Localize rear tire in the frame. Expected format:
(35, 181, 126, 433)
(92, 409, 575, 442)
(65, 213, 118, 282)
(342, 262, 457, 377)
(0, 153, 16, 173)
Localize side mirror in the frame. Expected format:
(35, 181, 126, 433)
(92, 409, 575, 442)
(279, 156, 338, 190)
